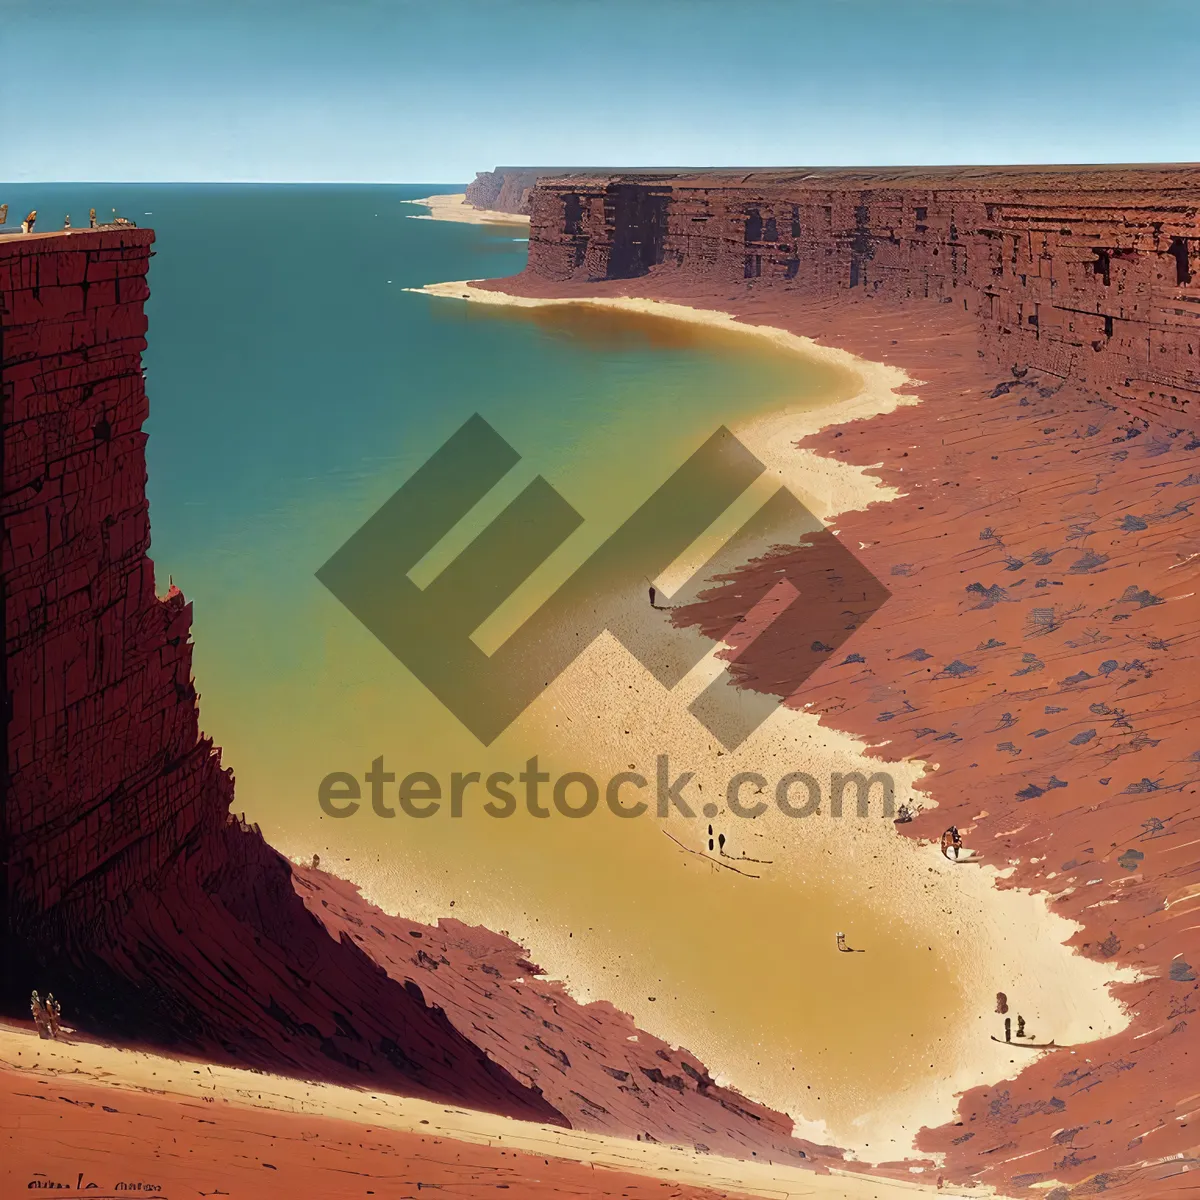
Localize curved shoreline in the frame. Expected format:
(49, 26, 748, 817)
(405, 279, 917, 520)
(398, 277, 1135, 1162)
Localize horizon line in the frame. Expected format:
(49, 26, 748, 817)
(8, 160, 1200, 187)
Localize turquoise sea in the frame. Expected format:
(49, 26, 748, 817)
(5, 183, 837, 826)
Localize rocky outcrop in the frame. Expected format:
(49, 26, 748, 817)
(509, 166, 1200, 428)
(296, 866, 836, 1163)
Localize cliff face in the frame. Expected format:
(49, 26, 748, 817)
(0, 228, 562, 1121)
(514, 166, 1200, 428)
(0, 227, 842, 1166)
(1, 229, 223, 934)
(466, 167, 535, 212)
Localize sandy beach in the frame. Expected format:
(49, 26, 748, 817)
(404, 192, 531, 227)
(391, 278, 1135, 1160)
(440, 249, 1200, 1193)
(406, 281, 912, 519)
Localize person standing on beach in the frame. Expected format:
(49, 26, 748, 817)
(44, 994, 62, 1039)
(30, 991, 50, 1038)
(941, 826, 963, 859)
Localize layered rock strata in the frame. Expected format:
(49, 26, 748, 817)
(505, 165, 1200, 427)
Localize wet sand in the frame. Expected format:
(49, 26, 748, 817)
(405, 192, 531, 226)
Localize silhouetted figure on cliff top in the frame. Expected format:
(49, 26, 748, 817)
(21, 210, 36, 234)
(89, 207, 97, 229)
(63, 214, 71, 229)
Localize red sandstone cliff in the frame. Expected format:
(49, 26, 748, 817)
(0, 226, 838, 1168)
(480, 165, 1200, 1198)
(498, 165, 1200, 427)
(11, 160, 1200, 1196)
(0, 227, 563, 1123)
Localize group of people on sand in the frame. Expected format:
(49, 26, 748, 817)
(894, 803, 968, 862)
(1, 205, 137, 233)
(996, 992, 1039, 1043)
(30, 991, 63, 1040)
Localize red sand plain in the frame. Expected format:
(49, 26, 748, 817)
(0, 1042, 755, 1200)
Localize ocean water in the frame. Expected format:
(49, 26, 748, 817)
(8, 184, 974, 1148)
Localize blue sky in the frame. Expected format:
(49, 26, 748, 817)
(3, 0, 1198, 182)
